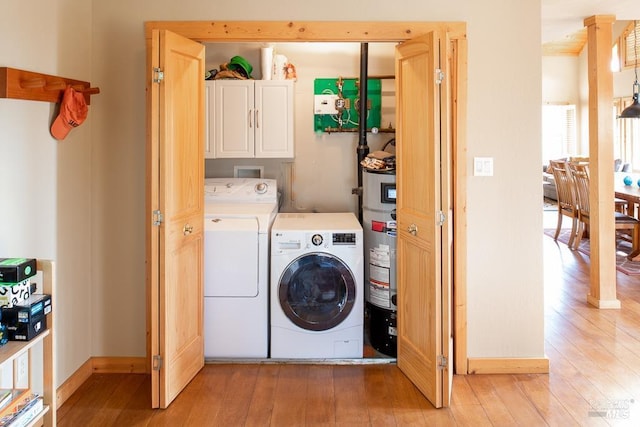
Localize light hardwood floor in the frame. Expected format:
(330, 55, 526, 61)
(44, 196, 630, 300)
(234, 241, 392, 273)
(57, 235, 640, 426)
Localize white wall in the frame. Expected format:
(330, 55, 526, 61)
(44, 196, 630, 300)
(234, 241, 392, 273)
(614, 67, 637, 98)
(543, 56, 581, 105)
(464, 1, 544, 358)
(0, 0, 93, 386)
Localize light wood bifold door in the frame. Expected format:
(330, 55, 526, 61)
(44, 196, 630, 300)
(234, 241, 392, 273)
(147, 29, 206, 409)
(395, 31, 451, 408)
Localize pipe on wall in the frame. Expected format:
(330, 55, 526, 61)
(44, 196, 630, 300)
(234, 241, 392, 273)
(355, 42, 370, 223)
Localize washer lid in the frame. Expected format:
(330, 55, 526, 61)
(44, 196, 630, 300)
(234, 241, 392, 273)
(272, 212, 362, 233)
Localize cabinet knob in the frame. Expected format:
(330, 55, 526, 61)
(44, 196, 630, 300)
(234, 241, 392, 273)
(183, 224, 194, 235)
(407, 223, 418, 236)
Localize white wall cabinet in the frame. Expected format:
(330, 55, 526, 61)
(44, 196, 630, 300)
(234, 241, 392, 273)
(205, 80, 294, 159)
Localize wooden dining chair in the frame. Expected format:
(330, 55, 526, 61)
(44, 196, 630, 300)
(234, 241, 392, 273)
(548, 159, 579, 248)
(569, 163, 640, 260)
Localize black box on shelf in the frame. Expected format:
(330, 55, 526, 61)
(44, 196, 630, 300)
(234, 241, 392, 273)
(6, 315, 46, 341)
(1, 294, 51, 326)
(0, 259, 37, 283)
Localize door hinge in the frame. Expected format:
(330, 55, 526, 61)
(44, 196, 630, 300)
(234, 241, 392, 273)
(437, 211, 446, 227)
(153, 355, 163, 371)
(153, 67, 164, 83)
(436, 68, 444, 85)
(153, 209, 163, 226)
(437, 354, 448, 370)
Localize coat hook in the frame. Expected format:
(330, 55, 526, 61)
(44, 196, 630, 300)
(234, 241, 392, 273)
(1, 67, 99, 104)
(80, 87, 101, 95)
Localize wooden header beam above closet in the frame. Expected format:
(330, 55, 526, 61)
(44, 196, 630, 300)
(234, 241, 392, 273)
(144, 20, 466, 42)
(0, 67, 99, 105)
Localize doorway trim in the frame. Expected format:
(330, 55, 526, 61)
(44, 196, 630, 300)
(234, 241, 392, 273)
(144, 20, 469, 375)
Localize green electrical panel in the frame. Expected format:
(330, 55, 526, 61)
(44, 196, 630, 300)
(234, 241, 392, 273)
(313, 78, 381, 133)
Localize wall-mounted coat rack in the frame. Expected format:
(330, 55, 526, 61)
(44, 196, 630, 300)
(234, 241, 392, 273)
(0, 67, 100, 105)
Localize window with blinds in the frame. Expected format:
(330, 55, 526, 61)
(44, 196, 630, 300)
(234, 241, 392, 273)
(542, 104, 577, 164)
(622, 20, 639, 69)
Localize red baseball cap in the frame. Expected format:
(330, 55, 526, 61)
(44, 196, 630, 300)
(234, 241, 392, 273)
(51, 86, 88, 140)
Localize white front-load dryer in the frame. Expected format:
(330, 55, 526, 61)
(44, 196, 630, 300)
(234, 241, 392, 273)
(270, 212, 363, 359)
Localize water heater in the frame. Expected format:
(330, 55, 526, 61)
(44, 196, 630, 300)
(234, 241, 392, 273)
(362, 168, 397, 357)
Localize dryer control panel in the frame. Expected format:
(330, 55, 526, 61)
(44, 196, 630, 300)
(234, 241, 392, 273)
(204, 178, 278, 203)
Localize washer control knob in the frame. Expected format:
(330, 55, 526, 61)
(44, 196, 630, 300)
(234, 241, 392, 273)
(311, 234, 323, 246)
(255, 182, 268, 194)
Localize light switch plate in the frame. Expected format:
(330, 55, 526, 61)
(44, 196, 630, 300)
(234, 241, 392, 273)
(474, 157, 494, 176)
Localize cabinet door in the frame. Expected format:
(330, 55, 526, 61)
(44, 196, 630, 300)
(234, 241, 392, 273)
(254, 80, 294, 158)
(213, 80, 254, 158)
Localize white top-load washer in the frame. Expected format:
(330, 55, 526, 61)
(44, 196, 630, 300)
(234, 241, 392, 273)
(204, 178, 278, 359)
(270, 212, 363, 359)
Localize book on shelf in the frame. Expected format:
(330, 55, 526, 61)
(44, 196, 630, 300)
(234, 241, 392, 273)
(0, 389, 30, 420)
(0, 392, 42, 427)
(0, 391, 12, 412)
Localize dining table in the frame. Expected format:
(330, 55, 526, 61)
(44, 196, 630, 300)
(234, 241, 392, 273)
(614, 172, 640, 218)
(613, 172, 640, 261)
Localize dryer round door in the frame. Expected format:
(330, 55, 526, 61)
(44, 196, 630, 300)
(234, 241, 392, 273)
(278, 252, 356, 331)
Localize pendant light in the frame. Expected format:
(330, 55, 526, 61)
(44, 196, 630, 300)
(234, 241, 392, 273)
(619, 20, 640, 119)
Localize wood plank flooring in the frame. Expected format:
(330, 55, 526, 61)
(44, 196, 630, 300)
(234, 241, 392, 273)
(57, 236, 640, 426)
